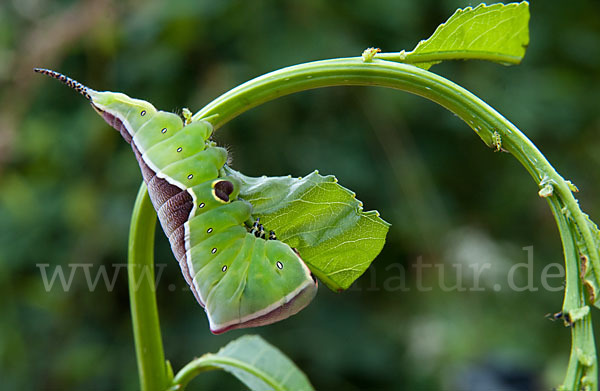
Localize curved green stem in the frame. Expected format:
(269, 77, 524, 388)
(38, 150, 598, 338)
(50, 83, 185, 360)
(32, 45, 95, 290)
(192, 56, 599, 288)
(194, 57, 550, 180)
(187, 57, 598, 388)
(128, 184, 169, 391)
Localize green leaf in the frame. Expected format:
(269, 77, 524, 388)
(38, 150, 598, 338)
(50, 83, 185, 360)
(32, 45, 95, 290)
(225, 166, 390, 291)
(378, 2, 530, 69)
(172, 335, 314, 391)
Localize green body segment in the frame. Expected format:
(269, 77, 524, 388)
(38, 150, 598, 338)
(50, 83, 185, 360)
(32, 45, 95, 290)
(132, 112, 186, 151)
(85, 89, 317, 333)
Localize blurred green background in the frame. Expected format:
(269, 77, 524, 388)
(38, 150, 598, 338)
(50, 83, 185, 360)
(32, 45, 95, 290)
(1, 0, 599, 390)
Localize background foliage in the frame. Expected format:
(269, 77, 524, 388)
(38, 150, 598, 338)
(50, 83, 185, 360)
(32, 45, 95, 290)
(1, 0, 599, 390)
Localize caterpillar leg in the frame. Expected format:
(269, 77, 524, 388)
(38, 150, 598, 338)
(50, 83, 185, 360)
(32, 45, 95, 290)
(248, 217, 277, 240)
(249, 218, 260, 236)
(249, 218, 265, 238)
(255, 223, 265, 239)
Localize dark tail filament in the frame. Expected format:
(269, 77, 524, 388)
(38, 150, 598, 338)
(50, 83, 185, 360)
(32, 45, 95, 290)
(34, 68, 94, 100)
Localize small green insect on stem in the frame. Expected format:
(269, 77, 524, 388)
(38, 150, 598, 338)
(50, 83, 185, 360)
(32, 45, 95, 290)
(492, 130, 502, 152)
(361, 47, 381, 62)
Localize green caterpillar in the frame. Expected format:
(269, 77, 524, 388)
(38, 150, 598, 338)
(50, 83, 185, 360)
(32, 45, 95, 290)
(35, 68, 317, 334)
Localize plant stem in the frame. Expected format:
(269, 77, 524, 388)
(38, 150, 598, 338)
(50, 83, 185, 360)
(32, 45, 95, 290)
(128, 183, 169, 391)
(189, 56, 598, 388)
(196, 57, 596, 279)
(191, 57, 600, 288)
(374, 50, 523, 66)
(546, 196, 597, 390)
